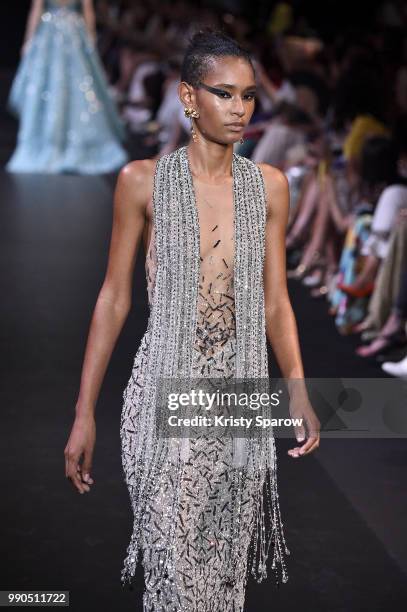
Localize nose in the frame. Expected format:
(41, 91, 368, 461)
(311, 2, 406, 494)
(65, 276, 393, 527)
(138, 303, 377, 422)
(231, 96, 245, 117)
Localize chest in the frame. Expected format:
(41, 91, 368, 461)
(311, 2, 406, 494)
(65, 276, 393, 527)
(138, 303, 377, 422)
(144, 177, 235, 263)
(151, 148, 267, 284)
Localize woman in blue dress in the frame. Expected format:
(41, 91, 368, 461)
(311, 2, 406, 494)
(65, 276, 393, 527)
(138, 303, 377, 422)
(6, 0, 128, 174)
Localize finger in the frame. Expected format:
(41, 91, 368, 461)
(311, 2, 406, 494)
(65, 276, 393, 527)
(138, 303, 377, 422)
(288, 437, 318, 458)
(299, 436, 318, 453)
(75, 470, 91, 493)
(76, 465, 91, 491)
(76, 465, 94, 491)
(82, 473, 94, 485)
(75, 466, 92, 487)
(71, 466, 86, 493)
(299, 441, 319, 456)
(69, 470, 86, 494)
(299, 436, 320, 456)
(67, 457, 87, 493)
(294, 427, 305, 443)
(287, 446, 302, 458)
(82, 452, 94, 484)
(299, 437, 317, 453)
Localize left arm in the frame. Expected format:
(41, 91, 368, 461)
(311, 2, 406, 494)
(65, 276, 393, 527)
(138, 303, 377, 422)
(261, 164, 304, 378)
(259, 163, 320, 457)
(82, 0, 96, 43)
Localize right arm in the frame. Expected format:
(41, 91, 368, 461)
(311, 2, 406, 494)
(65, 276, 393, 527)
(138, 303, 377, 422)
(64, 161, 149, 494)
(21, 0, 44, 55)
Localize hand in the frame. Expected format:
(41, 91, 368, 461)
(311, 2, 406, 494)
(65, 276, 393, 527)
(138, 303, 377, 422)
(287, 392, 320, 458)
(64, 414, 96, 494)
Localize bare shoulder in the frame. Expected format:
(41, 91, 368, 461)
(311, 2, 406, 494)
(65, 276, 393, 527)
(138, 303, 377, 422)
(117, 158, 156, 196)
(114, 158, 157, 217)
(255, 162, 289, 197)
(255, 162, 289, 218)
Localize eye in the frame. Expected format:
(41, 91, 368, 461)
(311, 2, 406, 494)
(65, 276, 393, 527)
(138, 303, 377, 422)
(216, 90, 232, 99)
(244, 92, 256, 101)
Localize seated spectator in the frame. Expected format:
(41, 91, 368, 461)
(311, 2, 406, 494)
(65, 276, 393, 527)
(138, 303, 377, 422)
(338, 139, 407, 296)
(357, 254, 407, 359)
(251, 101, 314, 168)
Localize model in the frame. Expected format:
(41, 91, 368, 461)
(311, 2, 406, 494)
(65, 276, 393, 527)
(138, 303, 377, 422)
(6, 0, 128, 174)
(64, 29, 320, 611)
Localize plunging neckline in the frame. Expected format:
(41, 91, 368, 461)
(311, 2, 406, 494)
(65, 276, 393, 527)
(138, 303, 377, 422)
(183, 145, 237, 267)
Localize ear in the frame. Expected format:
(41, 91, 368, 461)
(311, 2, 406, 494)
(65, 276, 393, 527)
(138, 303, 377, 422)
(178, 81, 196, 109)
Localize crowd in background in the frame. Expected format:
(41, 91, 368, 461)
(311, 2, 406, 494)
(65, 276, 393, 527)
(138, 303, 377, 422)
(94, 0, 407, 375)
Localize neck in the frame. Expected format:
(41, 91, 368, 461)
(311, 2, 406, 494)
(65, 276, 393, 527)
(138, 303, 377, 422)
(186, 139, 234, 182)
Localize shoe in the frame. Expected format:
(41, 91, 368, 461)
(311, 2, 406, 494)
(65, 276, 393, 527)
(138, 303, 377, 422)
(337, 281, 375, 298)
(355, 329, 407, 358)
(381, 353, 407, 378)
(352, 319, 374, 334)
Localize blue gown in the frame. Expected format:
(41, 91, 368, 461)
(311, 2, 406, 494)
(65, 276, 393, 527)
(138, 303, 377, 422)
(6, 0, 128, 174)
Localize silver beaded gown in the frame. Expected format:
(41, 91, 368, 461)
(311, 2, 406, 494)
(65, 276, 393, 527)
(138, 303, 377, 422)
(120, 145, 290, 611)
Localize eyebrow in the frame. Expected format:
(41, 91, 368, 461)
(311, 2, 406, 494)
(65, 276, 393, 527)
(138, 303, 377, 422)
(212, 83, 257, 91)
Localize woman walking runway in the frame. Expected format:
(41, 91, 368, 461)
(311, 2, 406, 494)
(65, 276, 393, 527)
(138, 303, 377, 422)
(64, 29, 320, 611)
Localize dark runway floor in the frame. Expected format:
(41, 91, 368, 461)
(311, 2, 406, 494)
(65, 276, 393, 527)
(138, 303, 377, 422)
(1, 167, 407, 612)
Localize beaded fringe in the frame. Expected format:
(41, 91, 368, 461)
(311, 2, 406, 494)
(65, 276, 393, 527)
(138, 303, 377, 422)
(120, 444, 290, 589)
(120, 437, 290, 589)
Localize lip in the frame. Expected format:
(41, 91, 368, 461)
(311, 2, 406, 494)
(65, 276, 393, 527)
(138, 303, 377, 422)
(225, 123, 244, 131)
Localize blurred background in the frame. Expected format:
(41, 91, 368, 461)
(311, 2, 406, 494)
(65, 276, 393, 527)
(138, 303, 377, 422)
(1, 0, 407, 357)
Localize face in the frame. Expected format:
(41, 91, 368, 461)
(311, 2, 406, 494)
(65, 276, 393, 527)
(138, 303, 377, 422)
(179, 56, 256, 145)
